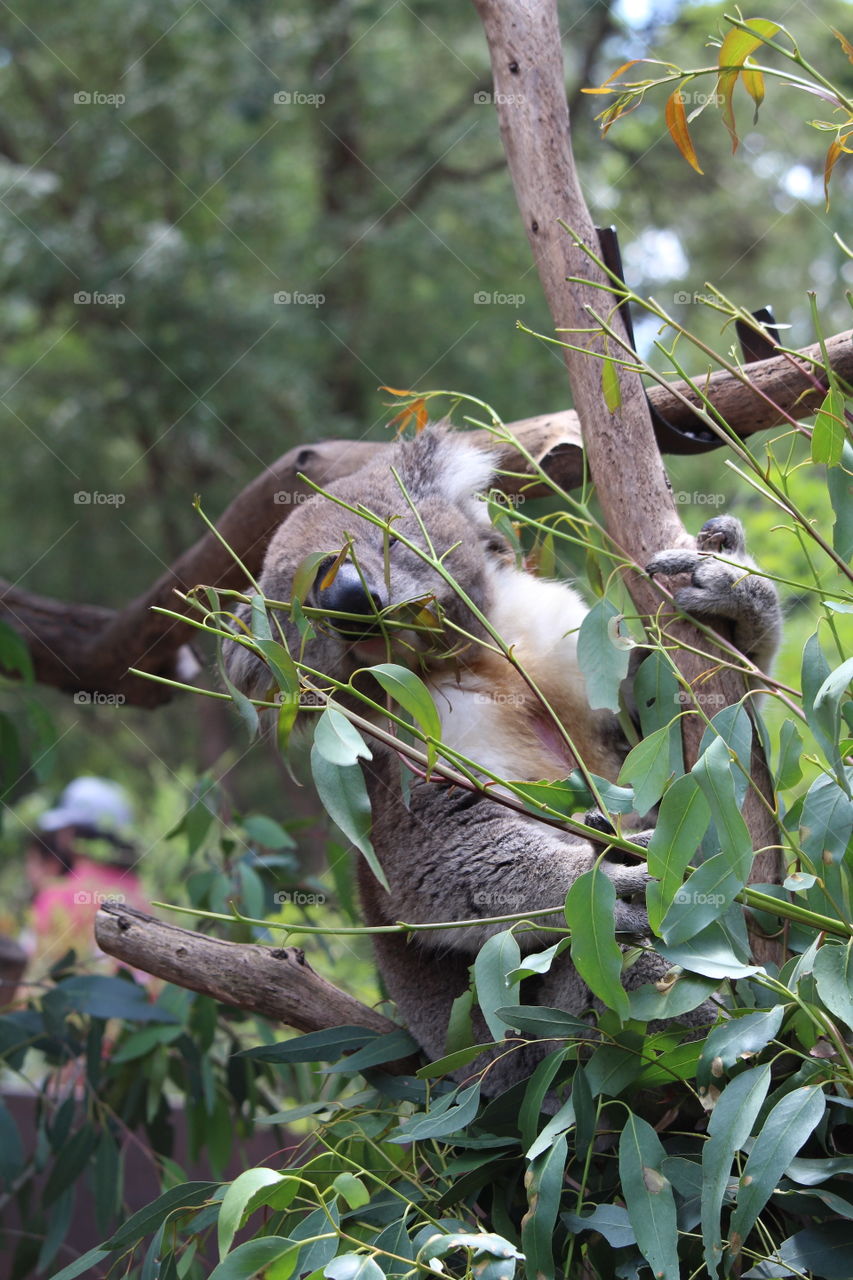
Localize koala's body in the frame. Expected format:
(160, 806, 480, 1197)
(227, 428, 781, 1091)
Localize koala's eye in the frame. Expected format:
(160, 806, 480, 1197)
(485, 535, 508, 555)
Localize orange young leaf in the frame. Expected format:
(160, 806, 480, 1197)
(831, 28, 853, 64)
(716, 19, 780, 152)
(582, 58, 653, 94)
(413, 398, 429, 433)
(824, 133, 852, 208)
(741, 64, 765, 124)
(665, 88, 704, 174)
(380, 385, 416, 397)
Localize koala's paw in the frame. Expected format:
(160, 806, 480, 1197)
(646, 516, 780, 669)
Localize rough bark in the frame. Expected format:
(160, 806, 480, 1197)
(94, 904, 420, 1072)
(473, 0, 782, 960)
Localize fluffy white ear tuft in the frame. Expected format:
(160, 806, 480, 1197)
(438, 439, 497, 506)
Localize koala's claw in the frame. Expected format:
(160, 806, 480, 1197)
(646, 513, 780, 671)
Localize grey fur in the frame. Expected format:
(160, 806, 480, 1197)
(646, 514, 781, 673)
(225, 430, 780, 1091)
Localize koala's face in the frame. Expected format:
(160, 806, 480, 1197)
(229, 431, 508, 695)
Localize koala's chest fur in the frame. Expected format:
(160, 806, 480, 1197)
(425, 562, 626, 784)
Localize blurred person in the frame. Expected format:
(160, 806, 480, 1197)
(22, 777, 149, 976)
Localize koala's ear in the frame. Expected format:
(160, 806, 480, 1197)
(400, 429, 497, 508)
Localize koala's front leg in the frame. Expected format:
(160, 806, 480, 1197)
(646, 515, 781, 672)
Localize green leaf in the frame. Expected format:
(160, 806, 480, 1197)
(526, 1096, 575, 1160)
(219, 1170, 296, 1260)
(324, 1026, 418, 1073)
(814, 940, 853, 1027)
(242, 813, 296, 849)
(800, 772, 853, 863)
(368, 663, 441, 742)
(495, 1005, 595, 1039)
(48, 1246, 111, 1280)
(776, 720, 804, 789)
(659, 851, 744, 945)
(827, 442, 853, 561)
(388, 1082, 481, 1143)
(313, 706, 373, 766)
(474, 931, 521, 1041)
(601, 356, 621, 411)
(220, 647, 259, 737)
(566, 868, 630, 1020)
(46, 976, 178, 1025)
(618, 723, 678, 814)
(521, 1135, 568, 1280)
(633, 651, 682, 739)
(332, 1173, 370, 1210)
(697, 1007, 784, 1088)
(563, 1205, 635, 1249)
(585, 1041, 645, 1098)
(325, 1256, 386, 1280)
(645, 773, 710, 930)
(692, 737, 753, 882)
(770, 1224, 853, 1279)
(812, 387, 847, 466)
(240, 1026, 380, 1063)
(727, 1086, 826, 1260)
(249, 593, 273, 642)
(619, 1112, 679, 1280)
(701, 1065, 772, 1279)
(252, 637, 299, 695)
(577, 598, 631, 713)
(209, 1238, 298, 1280)
(106, 1182, 220, 1251)
(0, 1097, 23, 1187)
(310, 748, 387, 890)
(508, 938, 571, 982)
(417, 1042, 496, 1078)
(657, 928, 761, 980)
(519, 1049, 572, 1153)
(627, 972, 719, 1021)
(813, 656, 853, 777)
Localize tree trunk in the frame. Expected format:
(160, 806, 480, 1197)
(473, 0, 782, 960)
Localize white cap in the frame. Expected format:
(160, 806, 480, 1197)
(39, 777, 134, 836)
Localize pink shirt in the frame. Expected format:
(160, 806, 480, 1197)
(28, 858, 148, 973)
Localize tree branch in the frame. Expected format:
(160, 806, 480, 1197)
(94, 904, 421, 1072)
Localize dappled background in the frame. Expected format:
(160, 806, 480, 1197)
(0, 0, 851, 948)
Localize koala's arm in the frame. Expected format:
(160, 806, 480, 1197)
(363, 766, 650, 954)
(646, 515, 781, 673)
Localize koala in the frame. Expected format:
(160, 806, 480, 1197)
(226, 428, 781, 1093)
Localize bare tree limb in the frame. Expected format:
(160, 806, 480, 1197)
(94, 904, 421, 1072)
(473, 0, 783, 959)
(2, 324, 848, 716)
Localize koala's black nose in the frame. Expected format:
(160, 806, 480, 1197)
(315, 560, 387, 636)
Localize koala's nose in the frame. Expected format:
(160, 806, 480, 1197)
(315, 560, 387, 635)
